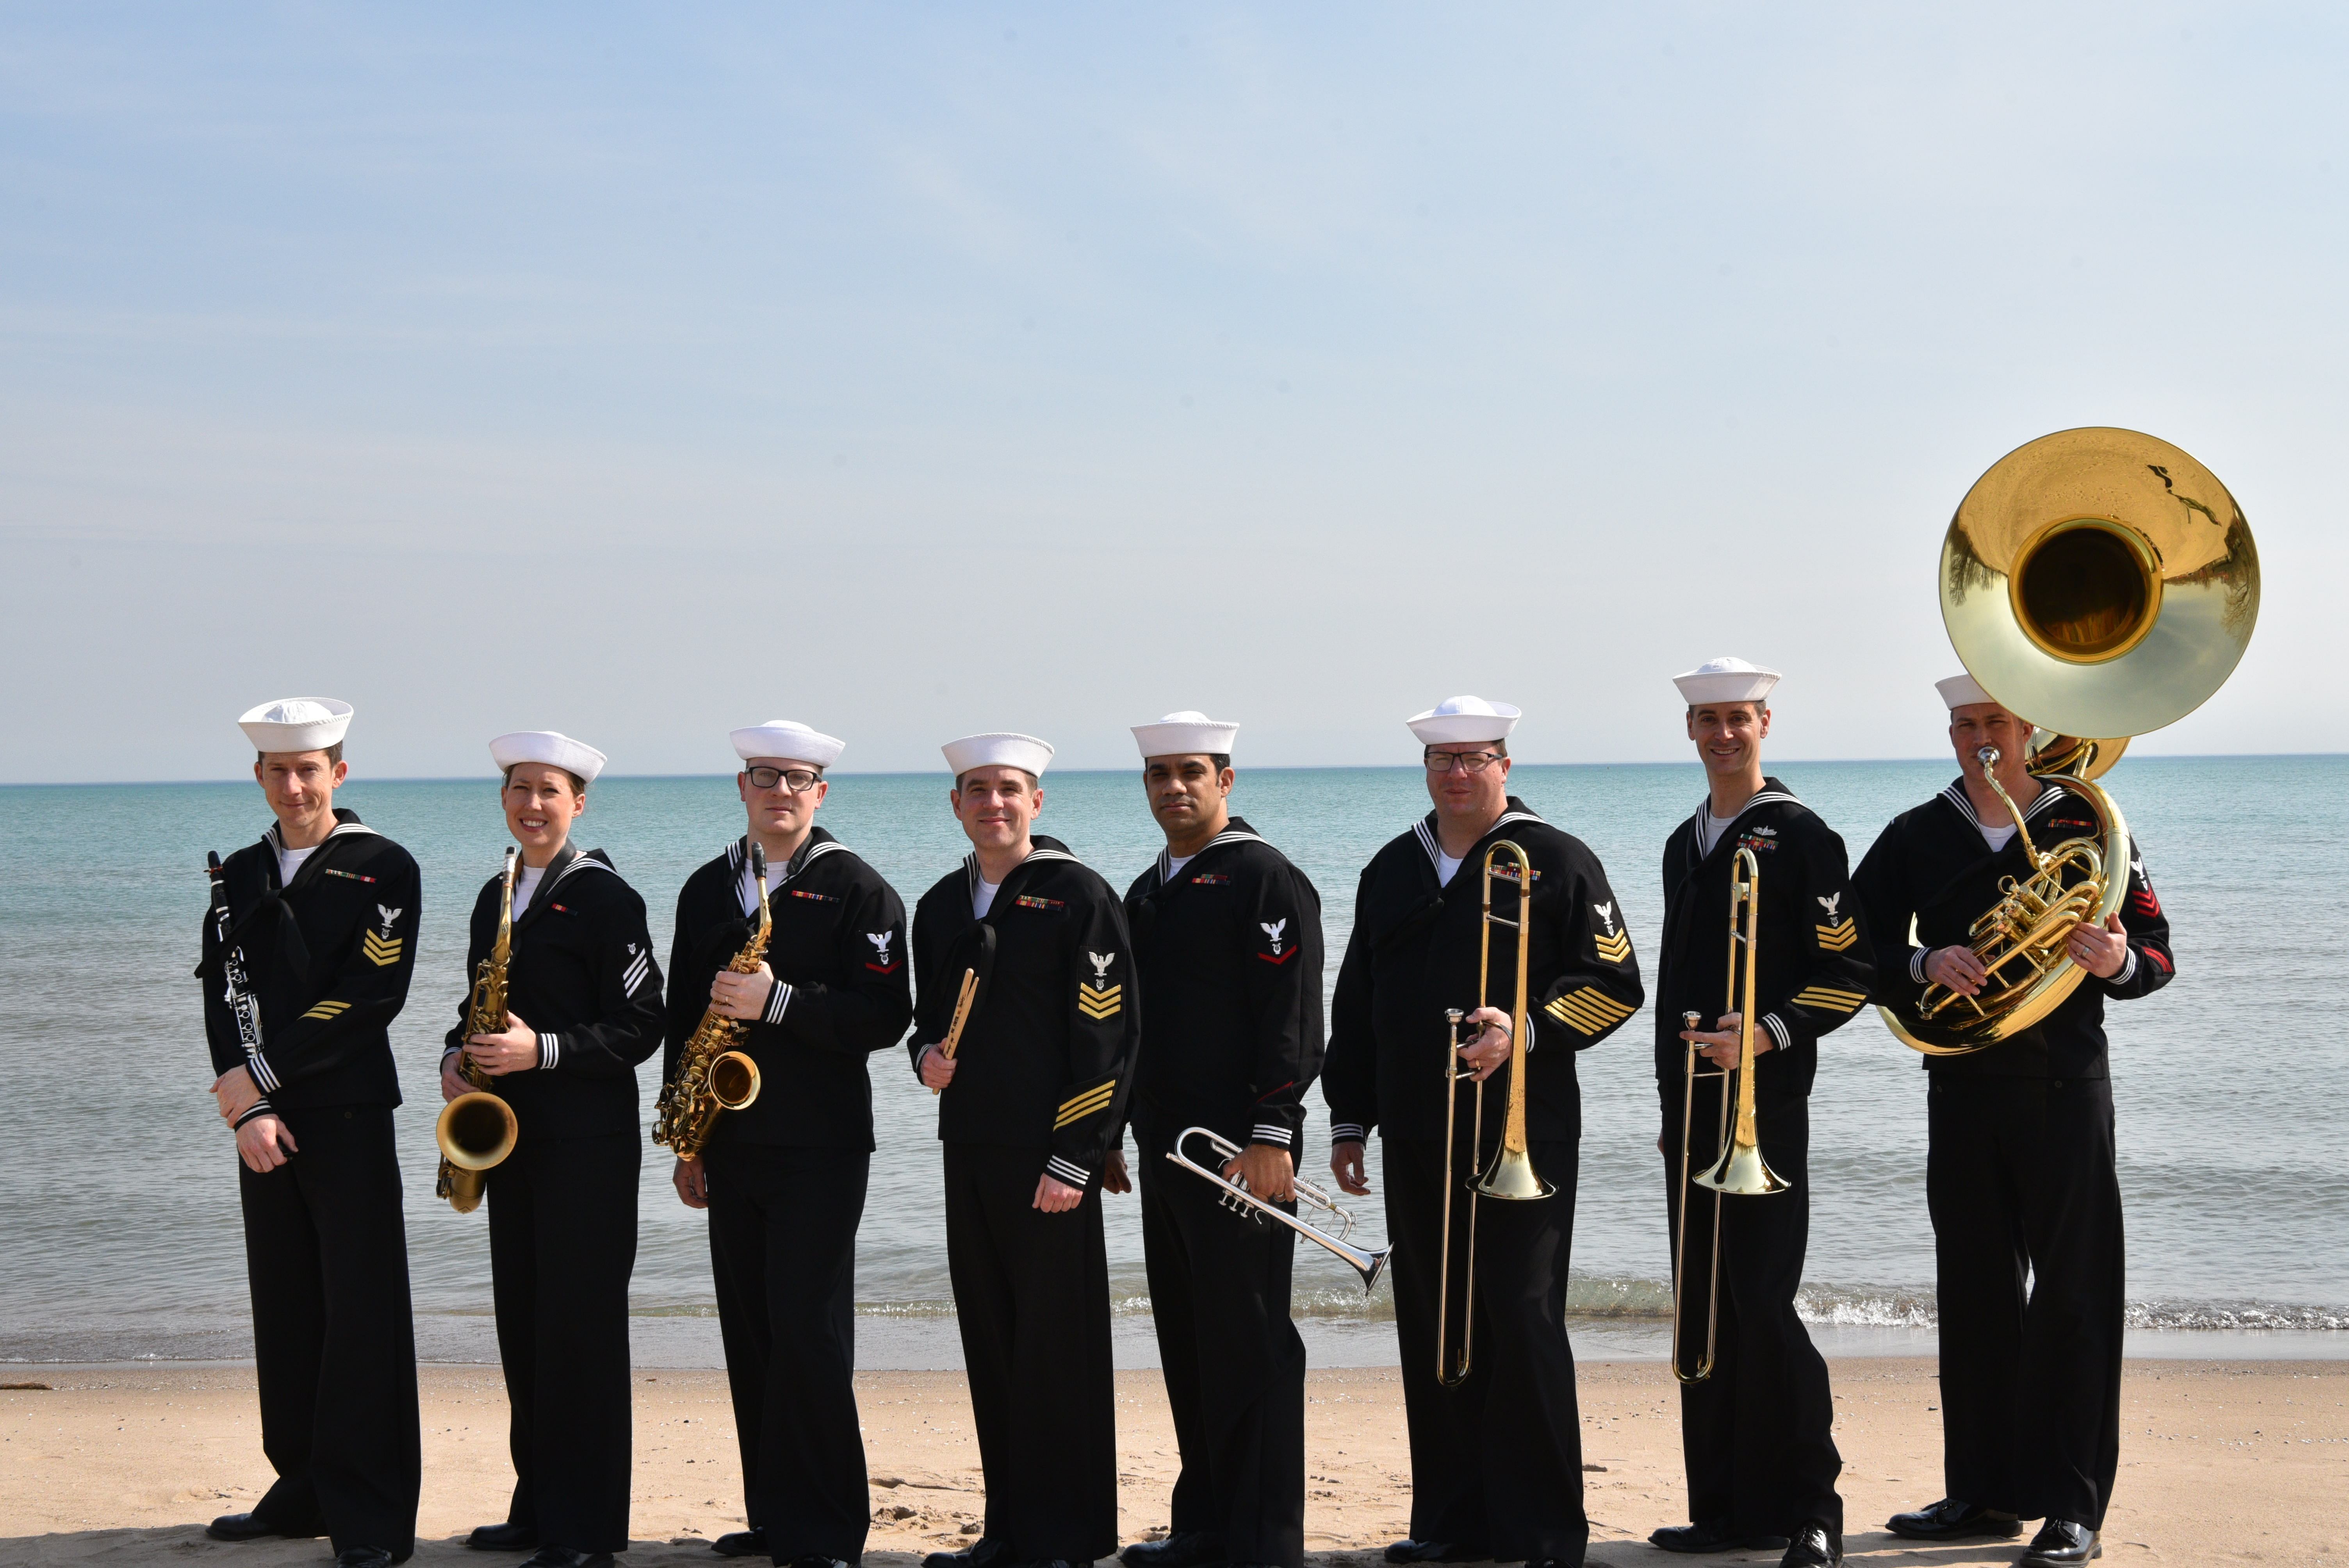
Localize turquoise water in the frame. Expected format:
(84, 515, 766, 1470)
(2, 757, 2343, 1364)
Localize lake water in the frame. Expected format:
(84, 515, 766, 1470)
(3, 757, 2342, 1367)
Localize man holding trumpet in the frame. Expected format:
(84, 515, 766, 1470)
(1115, 712, 1325, 1568)
(1647, 659, 1874, 1568)
(1322, 697, 1643, 1568)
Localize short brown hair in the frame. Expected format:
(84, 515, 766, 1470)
(257, 743, 343, 766)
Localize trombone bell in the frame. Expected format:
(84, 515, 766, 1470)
(1474, 1143, 1554, 1201)
(1692, 1136, 1789, 1197)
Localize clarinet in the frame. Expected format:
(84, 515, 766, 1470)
(206, 851, 273, 1127)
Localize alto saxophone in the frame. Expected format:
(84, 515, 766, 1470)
(436, 848, 522, 1213)
(653, 841, 769, 1160)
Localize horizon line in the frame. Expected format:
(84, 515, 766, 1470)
(3, 749, 2341, 791)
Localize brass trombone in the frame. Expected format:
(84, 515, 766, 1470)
(1437, 840, 1554, 1388)
(1671, 845, 1788, 1384)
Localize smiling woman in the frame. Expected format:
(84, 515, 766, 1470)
(440, 729, 665, 1568)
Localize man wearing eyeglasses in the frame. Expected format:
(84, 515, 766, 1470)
(663, 720, 913, 1568)
(1322, 697, 1644, 1568)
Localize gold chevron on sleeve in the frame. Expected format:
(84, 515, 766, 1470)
(301, 999, 352, 1022)
(1077, 982, 1123, 1021)
(1543, 985, 1637, 1036)
(1790, 985, 1868, 1014)
(1053, 1082, 1117, 1128)
(1595, 929, 1634, 964)
(1813, 919, 1858, 953)
(362, 932, 405, 967)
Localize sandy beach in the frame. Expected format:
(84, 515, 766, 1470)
(1, 1358, 2339, 1566)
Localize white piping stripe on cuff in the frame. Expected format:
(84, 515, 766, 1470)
(1761, 1013, 1791, 1053)
(1909, 948, 1929, 985)
(764, 980, 793, 1025)
(234, 1098, 274, 1128)
(248, 1054, 281, 1094)
(1251, 1123, 1293, 1147)
(1331, 1122, 1367, 1144)
(2112, 948, 2138, 985)
(538, 1032, 560, 1070)
(1044, 1156, 1090, 1187)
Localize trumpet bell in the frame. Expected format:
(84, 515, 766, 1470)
(1942, 427, 2258, 740)
(437, 1090, 519, 1172)
(1692, 1139, 1790, 1196)
(1473, 1144, 1556, 1202)
(707, 1050, 761, 1112)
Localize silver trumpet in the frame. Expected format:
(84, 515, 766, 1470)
(1164, 1124, 1392, 1293)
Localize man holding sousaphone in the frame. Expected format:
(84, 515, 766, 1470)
(1855, 427, 2236, 1568)
(1323, 697, 1643, 1568)
(660, 720, 913, 1567)
(1646, 659, 1873, 1568)
(1855, 677, 2174, 1567)
(1114, 712, 1326, 1568)
(441, 731, 666, 1568)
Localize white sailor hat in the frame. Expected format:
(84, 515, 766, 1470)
(1132, 711, 1240, 760)
(1672, 656, 1781, 706)
(489, 731, 608, 783)
(942, 732, 1055, 778)
(1406, 696, 1521, 746)
(1936, 673, 1996, 710)
(239, 697, 353, 754)
(731, 719, 845, 768)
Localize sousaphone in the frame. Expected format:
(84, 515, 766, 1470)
(1882, 427, 2259, 1055)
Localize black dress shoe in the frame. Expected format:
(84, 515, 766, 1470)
(1886, 1498, 2022, 1541)
(2019, 1520, 2101, 1566)
(1649, 1521, 1791, 1554)
(207, 1512, 316, 1543)
(1779, 1523, 1842, 1568)
(1123, 1534, 1226, 1568)
(925, 1539, 1007, 1568)
(1383, 1543, 1487, 1564)
(335, 1551, 404, 1568)
(468, 1522, 540, 1551)
(711, 1528, 768, 1558)
(785, 1558, 850, 1568)
(518, 1550, 613, 1568)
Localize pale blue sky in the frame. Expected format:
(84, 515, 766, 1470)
(2, 4, 2339, 781)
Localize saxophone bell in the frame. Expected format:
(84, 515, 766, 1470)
(654, 841, 771, 1160)
(438, 847, 522, 1214)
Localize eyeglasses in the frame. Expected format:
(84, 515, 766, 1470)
(1424, 750, 1504, 773)
(746, 766, 822, 793)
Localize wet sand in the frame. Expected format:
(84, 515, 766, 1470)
(1, 1359, 2340, 1565)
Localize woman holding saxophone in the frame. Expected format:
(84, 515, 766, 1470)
(660, 720, 911, 1568)
(441, 731, 665, 1568)
(1646, 661, 1873, 1568)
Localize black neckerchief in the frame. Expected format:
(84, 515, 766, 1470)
(200, 808, 373, 981)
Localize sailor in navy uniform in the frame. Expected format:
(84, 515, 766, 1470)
(1645, 659, 1873, 1568)
(1322, 697, 1644, 1568)
(1114, 713, 1325, 1568)
(911, 732, 1140, 1568)
(200, 699, 422, 1568)
(444, 732, 666, 1568)
(1855, 677, 2174, 1568)
(663, 720, 913, 1567)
